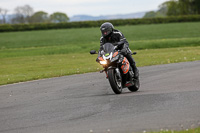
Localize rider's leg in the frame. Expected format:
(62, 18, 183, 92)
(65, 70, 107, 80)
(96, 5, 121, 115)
(125, 53, 139, 79)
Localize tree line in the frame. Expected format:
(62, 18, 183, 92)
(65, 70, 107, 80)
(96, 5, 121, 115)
(0, 5, 69, 24)
(144, 0, 200, 18)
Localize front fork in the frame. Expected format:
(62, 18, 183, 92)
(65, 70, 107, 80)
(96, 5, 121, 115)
(100, 66, 120, 80)
(115, 68, 121, 82)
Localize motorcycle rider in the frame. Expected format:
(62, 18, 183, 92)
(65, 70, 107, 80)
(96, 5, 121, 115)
(97, 22, 139, 79)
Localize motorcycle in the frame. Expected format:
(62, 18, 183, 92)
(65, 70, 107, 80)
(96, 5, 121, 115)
(90, 43, 140, 94)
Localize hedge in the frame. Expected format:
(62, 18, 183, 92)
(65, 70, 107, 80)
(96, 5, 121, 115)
(0, 15, 200, 32)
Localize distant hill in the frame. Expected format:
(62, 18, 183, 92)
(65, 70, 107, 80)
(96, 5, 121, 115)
(69, 12, 146, 22)
(0, 14, 16, 24)
(1, 11, 147, 24)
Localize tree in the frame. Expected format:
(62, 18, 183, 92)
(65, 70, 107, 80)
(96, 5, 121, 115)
(30, 11, 49, 23)
(23, 5, 34, 23)
(179, 0, 191, 15)
(143, 2, 168, 18)
(164, 0, 181, 16)
(158, 2, 168, 15)
(159, 0, 200, 17)
(0, 8, 9, 24)
(190, 0, 200, 14)
(143, 11, 157, 18)
(12, 5, 34, 24)
(50, 12, 69, 23)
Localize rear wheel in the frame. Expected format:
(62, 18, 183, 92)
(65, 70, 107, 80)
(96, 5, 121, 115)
(108, 69, 122, 94)
(128, 79, 140, 92)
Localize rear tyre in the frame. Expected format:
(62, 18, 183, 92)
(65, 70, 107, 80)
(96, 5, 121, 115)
(128, 79, 140, 92)
(108, 69, 122, 94)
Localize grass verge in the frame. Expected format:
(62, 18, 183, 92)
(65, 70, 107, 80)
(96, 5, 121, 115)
(0, 46, 200, 86)
(0, 37, 200, 58)
(1, 22, 200, 85)
(148, 127, 200, 133)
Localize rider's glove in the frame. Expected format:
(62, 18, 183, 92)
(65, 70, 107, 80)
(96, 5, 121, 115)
(114, 45, 118, 50)
(114, 41, 124, 50)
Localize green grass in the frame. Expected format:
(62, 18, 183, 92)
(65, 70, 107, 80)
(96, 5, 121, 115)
(0, 22, 200, 85)
(147, 127, 200, 133)
(0, 22, 200, 50)
(0, 22, 200, 58)
(0, 46, 200, 85)
(0, 37, 200, 58)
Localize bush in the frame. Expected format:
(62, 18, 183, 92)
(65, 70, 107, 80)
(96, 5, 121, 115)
(0, 15, 200, 32)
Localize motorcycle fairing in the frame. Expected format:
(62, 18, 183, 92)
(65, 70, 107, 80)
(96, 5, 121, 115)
(98, 57, 104, 61)
(121, 57, 130, 74)
(103, 52, 113, 60)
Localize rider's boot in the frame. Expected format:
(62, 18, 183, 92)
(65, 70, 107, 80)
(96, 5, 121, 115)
(126, 53, 139, 79)
(132, 64, 139, 79)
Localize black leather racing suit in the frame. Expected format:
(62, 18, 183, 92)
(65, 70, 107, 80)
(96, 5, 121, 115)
(98, 29, 139, 78)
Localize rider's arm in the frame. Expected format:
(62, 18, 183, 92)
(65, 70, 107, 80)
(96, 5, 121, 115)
(113, 30, 129, 49)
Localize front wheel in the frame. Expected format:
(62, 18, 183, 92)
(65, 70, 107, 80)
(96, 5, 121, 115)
(107, 69, 122, 94)
(128, 79, 140, 92)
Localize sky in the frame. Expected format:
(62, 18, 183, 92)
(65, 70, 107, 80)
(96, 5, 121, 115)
(0, 0, 167, 17)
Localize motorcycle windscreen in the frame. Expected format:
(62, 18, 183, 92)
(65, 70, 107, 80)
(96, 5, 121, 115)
(103, 43, 115, 54)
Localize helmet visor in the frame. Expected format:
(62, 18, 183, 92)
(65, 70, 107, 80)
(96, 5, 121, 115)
(101, 28, 111, 37)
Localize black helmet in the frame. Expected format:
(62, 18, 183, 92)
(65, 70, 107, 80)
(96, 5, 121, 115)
(100, 22, 114, 37)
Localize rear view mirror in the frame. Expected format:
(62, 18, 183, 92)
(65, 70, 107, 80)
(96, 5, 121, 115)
(90, 50, 97, 54)
(132, 52, 137, 55)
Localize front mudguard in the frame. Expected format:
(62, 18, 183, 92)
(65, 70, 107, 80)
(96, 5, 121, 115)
(107, 67, 121, 78)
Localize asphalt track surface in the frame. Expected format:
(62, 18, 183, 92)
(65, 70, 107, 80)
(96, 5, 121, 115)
(0, 61, 200, 133)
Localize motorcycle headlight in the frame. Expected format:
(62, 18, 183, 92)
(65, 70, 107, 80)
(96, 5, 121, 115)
(111, 55, 119, 62)
(100, 60, 107, 65)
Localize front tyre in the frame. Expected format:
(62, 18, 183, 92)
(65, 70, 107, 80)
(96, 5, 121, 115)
(108, 69, 122, 94)
(128, 79, 140, 92)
